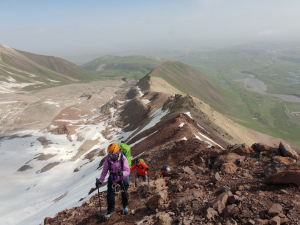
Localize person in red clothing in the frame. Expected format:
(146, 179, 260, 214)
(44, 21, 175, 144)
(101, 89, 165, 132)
(130, 158, 148, 186)
(160, 165, 170, 177)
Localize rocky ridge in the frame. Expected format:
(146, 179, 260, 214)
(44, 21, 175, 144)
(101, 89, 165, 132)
(45, 141, 300, 225)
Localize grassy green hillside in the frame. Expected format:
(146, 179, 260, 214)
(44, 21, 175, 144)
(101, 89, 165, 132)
(149, 61, 244, 117)
(82, 55, 164, 80)
(165, 44, 300, 147)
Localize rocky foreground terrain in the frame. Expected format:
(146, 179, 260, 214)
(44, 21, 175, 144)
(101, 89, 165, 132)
(44, 140, 300, 225)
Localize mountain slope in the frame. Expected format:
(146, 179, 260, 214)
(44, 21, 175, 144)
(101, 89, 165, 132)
(82, 55, 164, 80)
(19, 50, 95, 81)
(139, 61, 236, 112)
(1, 74, 299, 224)
(0, 45, 96, 93)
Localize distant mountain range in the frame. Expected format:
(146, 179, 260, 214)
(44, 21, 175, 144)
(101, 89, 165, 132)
(0, 44, 96, 93)
(81, 55, 165, 80)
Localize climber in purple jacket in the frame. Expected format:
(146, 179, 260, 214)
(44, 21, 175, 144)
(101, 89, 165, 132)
(96, 143, 130, 220)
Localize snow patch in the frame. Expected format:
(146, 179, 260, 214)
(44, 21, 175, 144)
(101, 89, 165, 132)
(181, 137, 187, 141)
(44, 101, 60, 107)
(204, 141, 212, 148)
(0, 101, 18, 104)
(197, 132, 223, 149)
(194, 134, 202, 141)
(184, 112, 193, 119)
(179, 123, 185, 128)
(141, 98, 150, 104)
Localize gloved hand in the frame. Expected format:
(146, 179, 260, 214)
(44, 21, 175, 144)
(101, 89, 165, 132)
(95, 178, 102, 188)
(117, 170, 123, 177)
(146, 168, 149, 171)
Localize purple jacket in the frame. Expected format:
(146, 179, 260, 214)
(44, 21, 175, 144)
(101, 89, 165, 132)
(99, 153, 130, 183)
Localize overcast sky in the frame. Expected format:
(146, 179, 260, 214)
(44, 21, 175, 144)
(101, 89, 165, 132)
(1, 0, 300, 62)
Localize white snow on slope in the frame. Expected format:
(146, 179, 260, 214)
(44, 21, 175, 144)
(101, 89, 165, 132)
(184, 112, 193, 119)
(197, 132, 223, 149)
(128, 107, 169, 143)
(179, 123, 185, 128)
(137, 86, 150, 104)
(0, 105, 143, 225)
(0, 93, 173, 224)
(181, 137, 187, 141)
(137, 86, 143, 97)
(44, 101, 60, 107)
(194, 134, 202, 141)
(140, 98, 150, 104)
(0, 101, 18, 104)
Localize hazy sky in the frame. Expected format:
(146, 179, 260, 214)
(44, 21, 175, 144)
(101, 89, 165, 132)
(1, 0, 300, 62)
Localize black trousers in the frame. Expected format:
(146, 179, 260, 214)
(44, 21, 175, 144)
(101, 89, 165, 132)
(107, 176, 129, 214)
(135, 174, 147, 186)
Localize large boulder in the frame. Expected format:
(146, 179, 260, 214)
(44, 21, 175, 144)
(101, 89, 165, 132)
(263, 156, 291, 179)
(137, 182, 150, 198)
(208, 191, 232, 214)
(156, 212, 171, 225)
(268, 204, 283, 216)
(221, 163, 238, 174)
(228, 144, 254, 156)
(268, 164, 300, 186)
(146, 191, 167, 211)
(223, 204, 239, 218)
(251, 143, 279, 155)
(279, 142, 300, 160)
(171, 189, 203, 208)
(214, 153, 245, 168)
(206, 208, 218, 220)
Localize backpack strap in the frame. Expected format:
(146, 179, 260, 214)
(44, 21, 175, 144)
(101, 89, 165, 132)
(120, 153, 124, 171)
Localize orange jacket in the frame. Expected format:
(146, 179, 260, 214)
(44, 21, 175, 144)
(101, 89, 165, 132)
(130, 161, 148, 176)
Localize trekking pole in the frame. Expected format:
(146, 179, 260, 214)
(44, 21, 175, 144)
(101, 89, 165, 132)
(118, 168, 127, 192)
(96, 178, 102, 217)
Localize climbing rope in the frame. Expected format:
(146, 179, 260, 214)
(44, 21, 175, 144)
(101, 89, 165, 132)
(112, 183, 122, 195)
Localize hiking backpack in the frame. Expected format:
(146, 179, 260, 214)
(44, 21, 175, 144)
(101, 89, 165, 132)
(117, 143, 132, 168)
(161, 165, 169, 171)
(139, 158, 146, 165)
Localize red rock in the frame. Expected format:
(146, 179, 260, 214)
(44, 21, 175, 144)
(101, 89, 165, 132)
(206, 207, 218, 220)
(214, 153, 245, 168)
(228, 195, 240, 204)
(221, 163, 238, 174)
(268, 204, 283, 216)
(44, 217, 52, 225)
(183, 166, 194, 175)
(279, 142, 300, 160)
(269, 216, 280, 225)
(209, 191, 232, 214)
(146, 192, 166, 211)
(223, 204, 239, 218)
(156, 212, 171, 225)
(268, 164, 300, 186)
(214, 172, 222, 181)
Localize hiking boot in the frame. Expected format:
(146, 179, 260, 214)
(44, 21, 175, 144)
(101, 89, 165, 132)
(104, 212, 114, 220)
(123, 206, 129, 215)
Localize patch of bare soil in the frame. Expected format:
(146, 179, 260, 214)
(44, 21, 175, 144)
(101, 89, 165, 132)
(37, 137, 53, 148)
(71, 139, 100, 162)
(40, 162, 60, 173)
(34, 153, 56, 161)
(17, 165, 32, 172)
